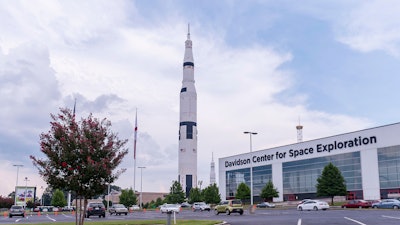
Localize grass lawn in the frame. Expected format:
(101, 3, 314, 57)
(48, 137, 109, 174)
(14, 220, 223, 225)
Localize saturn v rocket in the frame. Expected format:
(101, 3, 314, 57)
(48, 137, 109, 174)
(178, 27, 197, 197)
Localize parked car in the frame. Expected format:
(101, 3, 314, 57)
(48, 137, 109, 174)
(297, 200, 329, 211)
(129, 205, 140, 211)
(372, 199, 400, 209)
(160, 204, 181, 213)
(180, 202, 191, 208)
(9, 205, 25, 218)
(109, 204, 128, 215)
(85, 202, 106, 218)
(192, 202, 211, 211)
(342, 200, 371, 208)
(62, 206, 76, 211)
(256, 202, 275, 208)
(214, 199, 244, 215)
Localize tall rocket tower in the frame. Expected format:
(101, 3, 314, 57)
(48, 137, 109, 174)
(210, 153, 216, 185)
(178, 25, 197, 197)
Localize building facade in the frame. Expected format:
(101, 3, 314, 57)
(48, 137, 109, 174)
(218, 123, 400, 202)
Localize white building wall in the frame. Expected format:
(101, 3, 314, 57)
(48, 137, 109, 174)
(272, 163, 283, 202)
(360, 148, 380, 200)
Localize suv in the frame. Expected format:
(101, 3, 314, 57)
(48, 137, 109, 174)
(214, 199, 244, 215)
(192, 202, 211, 211)
(85, 202, 106, 218)
(9, 205, 25, 218)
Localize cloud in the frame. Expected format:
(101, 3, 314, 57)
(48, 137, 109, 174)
(335, 0, 400, 57)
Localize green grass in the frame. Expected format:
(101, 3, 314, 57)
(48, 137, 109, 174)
(14, 220, 222, 225)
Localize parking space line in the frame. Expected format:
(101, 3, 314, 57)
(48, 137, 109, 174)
(382, 215, 400, 220)
(46, 215, 56, 222)
(297, 218, 302, 225)
(344, 217, 366, 225)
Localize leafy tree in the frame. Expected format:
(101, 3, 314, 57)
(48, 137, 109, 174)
(316, 162, 347, 205)
(51, 189, 67, 207)
(188, 187, 203, 203)
(235, 182, 250, 202)
(0, 196, 14, 208)
(260, 180, 279, 202)
(202, 183, 221, 204)
(155, 197, 163, 207)
(165, 181, 185, 204)
(119, 188, 137, 207)
(31, 107, 128, 225)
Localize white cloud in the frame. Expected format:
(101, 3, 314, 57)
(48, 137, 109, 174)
(335, 0, 400, 57)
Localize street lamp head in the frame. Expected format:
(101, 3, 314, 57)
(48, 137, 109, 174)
(244, 131, 257, 135)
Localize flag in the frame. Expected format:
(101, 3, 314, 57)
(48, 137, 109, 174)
(134, 109, 138, 160)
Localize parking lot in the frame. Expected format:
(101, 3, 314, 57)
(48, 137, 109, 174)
(1, 208, 400, 225)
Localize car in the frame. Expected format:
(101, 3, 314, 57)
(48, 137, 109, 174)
(9, 205, 25, 218)
(180, 202, 191, 208)
(297, 200, 329, 211)
(129, 205, 140, 211)
(109, 204, 128, 215)
(85, 202, 106, 218)
(342, 200, 372, 208)
(160, 204, 181, 213)
(256, 202, 276, 208)
(192, 202, 211, 211)
(214, 199, 244, 215)
(62, 206, 76, 211)
(372, 199, 400, 209)
(297, 199, 311, 205)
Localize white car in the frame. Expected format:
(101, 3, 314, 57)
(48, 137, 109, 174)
(160, 204, 181, 213)
(192, 202, 211, 211)
(129, 205, 140, 211)
(297, 200, 329, 211)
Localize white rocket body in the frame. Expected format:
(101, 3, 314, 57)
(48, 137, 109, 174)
(178, 30, 197, 196)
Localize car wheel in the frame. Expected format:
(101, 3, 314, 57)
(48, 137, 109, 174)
(393, 205, 399, 209)
(343, 206, 346, 208)
(125, 213, 127, 215)
(298, 206, 303, 211)
(9, 215, 12, 218)
(239, 210, 243, 215)
(359, 206, 362, 209)
(373, 206, 378, 209)
(313, 206, 318, 211)
(226, 209, 231, 215)
(214, 209, 219, 215)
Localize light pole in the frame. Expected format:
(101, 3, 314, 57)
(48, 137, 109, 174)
(13, 164, 23, 204)
(24, 177, 29, 208)
(244, 131, 257, 207)
(138, 166, 146, 209)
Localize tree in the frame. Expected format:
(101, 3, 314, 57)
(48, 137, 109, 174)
(202, 183, 221, 204)
(235, 182, 250, 202)
(165, 181, 185, 204)
(260, 180, 279, 202)
(51, 189, 67, 207)
(316, 163, 347, 205)
(188, 187, 202, 204)
(31, 107, 128, 225)
(119, 188, 137, 207)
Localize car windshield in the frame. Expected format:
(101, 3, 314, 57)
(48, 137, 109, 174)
(11, 206, 22, 209)
(232, 200, 242, 204)
(114, 204, 124, 208)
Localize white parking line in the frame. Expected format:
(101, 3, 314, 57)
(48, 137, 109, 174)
(46, 215, 56, 221)
(344, 217, 366, 225)
(297, 218, 302, 225)
(382, 215, 400, 220)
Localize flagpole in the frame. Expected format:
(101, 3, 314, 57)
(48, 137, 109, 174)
(133, 109, 138, 194)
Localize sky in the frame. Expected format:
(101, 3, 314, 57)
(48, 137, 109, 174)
(1, 0, 400, 198)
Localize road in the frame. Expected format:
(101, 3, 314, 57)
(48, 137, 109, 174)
(1, 208, 400, 225)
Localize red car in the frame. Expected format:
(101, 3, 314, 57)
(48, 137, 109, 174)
(341, 200, 371, 208)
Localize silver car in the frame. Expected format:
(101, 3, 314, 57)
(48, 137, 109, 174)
(297, 200, 329, 211)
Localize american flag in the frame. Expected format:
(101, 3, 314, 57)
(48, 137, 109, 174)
(134, 109, 138, 160)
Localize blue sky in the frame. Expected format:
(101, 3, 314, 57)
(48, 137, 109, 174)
(1, 0, 400, 197)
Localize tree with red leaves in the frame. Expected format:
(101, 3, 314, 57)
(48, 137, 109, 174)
(31, 108, 128, 225)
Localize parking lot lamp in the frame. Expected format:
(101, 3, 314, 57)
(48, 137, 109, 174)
(244, 131, 257, 207)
